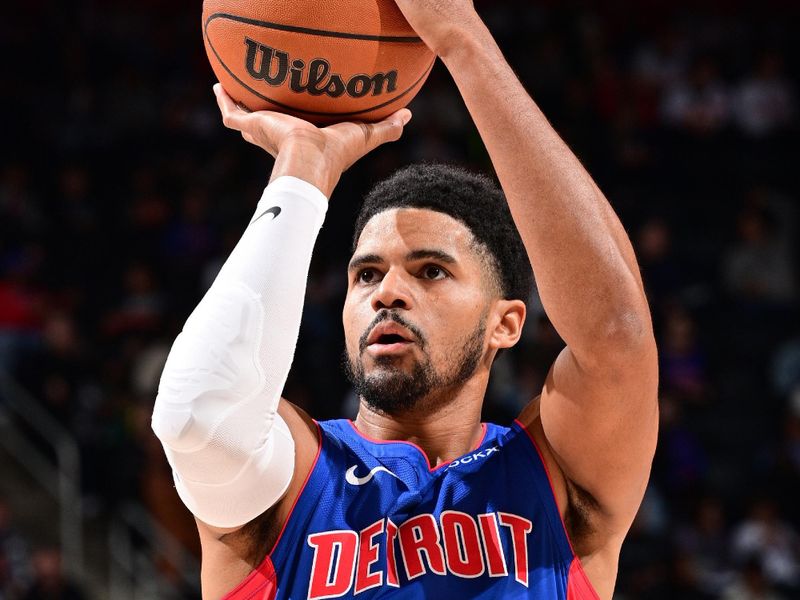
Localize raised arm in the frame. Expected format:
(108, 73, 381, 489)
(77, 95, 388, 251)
(151, 87, 410, 595)
(395, 0, 658, 557)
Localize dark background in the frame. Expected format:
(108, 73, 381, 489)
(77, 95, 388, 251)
(1, 0, 799, 598)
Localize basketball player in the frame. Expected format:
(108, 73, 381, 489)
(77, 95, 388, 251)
(152, 2, 658, 598)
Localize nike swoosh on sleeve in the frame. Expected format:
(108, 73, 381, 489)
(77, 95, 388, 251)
(251, 206, 281, 225)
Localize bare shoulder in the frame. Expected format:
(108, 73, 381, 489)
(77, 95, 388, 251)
(517, 398, 624, 600)
(195, 399, 320, 599)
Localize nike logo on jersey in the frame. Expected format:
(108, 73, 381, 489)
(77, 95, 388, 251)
(345, 465, 400, 486)
(251, 205, 281, 225)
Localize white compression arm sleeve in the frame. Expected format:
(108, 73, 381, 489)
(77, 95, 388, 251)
(151, 176, 327, 528)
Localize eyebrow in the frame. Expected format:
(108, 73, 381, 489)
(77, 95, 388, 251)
(348, 253, 383, 272)
(348, 249, 458, 272)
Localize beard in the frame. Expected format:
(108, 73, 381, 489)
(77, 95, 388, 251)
(344, 311, 486, 416)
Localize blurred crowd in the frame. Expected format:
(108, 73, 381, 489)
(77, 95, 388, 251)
(0, 501, 86, 600)
(1, 0, 799, 598)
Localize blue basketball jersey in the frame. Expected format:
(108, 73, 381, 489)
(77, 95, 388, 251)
(224, 419, 599, 599)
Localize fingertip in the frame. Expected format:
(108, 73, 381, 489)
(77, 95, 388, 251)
(387, 109, 412, 128)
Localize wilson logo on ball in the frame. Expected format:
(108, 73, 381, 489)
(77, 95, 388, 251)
(244, 38, 399, 99)
(201, 1, 435, 122)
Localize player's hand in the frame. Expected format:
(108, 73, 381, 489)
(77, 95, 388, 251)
(214, 84, 411, 198)
(393, 0, 482, 57)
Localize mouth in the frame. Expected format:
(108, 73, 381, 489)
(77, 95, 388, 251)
(365, 322, 416, 356)
(367, 339, 414, 357)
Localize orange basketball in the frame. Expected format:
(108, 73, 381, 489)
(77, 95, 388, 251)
(202, 0, 435, 124)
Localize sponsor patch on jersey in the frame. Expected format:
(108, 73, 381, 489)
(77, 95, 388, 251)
(446, 446, 500, 469)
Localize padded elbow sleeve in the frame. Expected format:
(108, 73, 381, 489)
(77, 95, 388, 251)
(152, 176, 327, 528)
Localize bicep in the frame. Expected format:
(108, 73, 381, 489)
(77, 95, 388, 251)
(538, 341, 658, 528)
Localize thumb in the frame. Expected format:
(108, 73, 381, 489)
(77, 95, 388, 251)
(366, 109, 413, 150)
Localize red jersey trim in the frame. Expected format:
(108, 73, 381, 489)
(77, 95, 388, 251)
(346, 420, 488, 472)
(513, 419, 601, 600)
(221, 556, 277, 600)
(222, 420, 324, 600)
(567, 557, 601, 600)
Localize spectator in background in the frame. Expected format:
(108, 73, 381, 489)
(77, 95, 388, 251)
(771, 338, 800, 403)
(102, 263, 165, 338)
(675, 495, 736, 592)
(662, 56, 731, 136)
(723, 205, 796, 305)
(21, 548, 86, 600)
(723, 558, 786, 600)
(0, 500, 29, 597)
(0, 164, 42, 241)
(734, 52, 796, 139)
(660, 307, 709, 403)
(732, 498, 800, 593)
(55, 165, 97, 242)
(762, 408, 800, 525)
(162, 188, 217, 273)
(47, 165, 101, 294)
(0, 548, 11, 600)
(634, 26, 690, 90)
(615, 485, 672, 597)
(663, 552, 719, 600)
(628, 27, 684, 145)
(0, 247, 46, 373)
(637, 217, 683, 307)
(16, 313, 88, 427)
(657, 391, 709, 492)
(123, 167, 172, 262)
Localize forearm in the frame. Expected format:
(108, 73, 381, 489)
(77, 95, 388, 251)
(152, 176, 327, 528)
(442, 24, 651, 359)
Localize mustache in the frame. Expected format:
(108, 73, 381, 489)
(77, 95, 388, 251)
(358, 310, 426, 353)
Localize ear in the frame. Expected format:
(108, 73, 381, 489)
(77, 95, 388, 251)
(487, 299, 526, 351)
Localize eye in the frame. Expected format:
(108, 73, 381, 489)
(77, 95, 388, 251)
(357, 268, 381, 284)
(420, 264, 448, 281)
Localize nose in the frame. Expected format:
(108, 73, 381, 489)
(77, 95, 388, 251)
(371, 268, 412, 311)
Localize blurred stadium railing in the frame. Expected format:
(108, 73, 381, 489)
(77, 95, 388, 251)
(0, 370, 199, 599)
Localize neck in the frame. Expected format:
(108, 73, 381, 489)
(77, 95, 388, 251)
(353, 376, 487, 467)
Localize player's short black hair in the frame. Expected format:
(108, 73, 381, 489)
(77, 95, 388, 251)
(353, 163, 534, 304)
